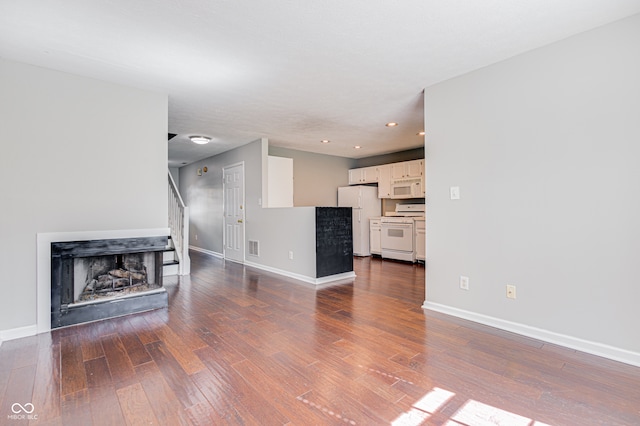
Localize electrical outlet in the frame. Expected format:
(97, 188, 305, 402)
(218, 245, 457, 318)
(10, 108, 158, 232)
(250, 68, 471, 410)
(288, 251, 294, 260)
(460, 276, 469, 290)
(195, 234, 198, 241)
(506, 285, 516, 299)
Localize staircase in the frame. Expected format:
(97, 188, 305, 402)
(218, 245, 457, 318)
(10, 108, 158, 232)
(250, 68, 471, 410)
(163, 236, 181, 276)
(165, 171, 190, 276)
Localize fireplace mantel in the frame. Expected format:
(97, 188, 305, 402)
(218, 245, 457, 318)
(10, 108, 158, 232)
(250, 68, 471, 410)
(37, 228, 170, 333)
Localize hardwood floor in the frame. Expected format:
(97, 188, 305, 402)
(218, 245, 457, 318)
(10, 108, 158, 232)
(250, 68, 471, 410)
(1, 252, 640, 425)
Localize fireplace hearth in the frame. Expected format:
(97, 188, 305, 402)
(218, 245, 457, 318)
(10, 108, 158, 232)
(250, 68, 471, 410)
(51, 236, 169, 328)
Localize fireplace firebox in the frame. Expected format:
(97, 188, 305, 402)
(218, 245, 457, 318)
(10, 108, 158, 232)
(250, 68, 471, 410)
(51, 236, 169, 328)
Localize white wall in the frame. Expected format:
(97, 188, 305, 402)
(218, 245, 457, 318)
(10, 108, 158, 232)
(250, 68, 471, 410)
(246, 206, 317, 278)
(267, 156, 294, 207)
(424, 14, 640, 360)
(179, 139, 318, 278)
(268, 146, 354, 206)
(179, 140, 262, 256)
(0, 59, 168, 333)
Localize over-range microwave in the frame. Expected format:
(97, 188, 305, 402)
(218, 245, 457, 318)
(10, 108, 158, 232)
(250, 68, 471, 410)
(390, 178, 423, 199)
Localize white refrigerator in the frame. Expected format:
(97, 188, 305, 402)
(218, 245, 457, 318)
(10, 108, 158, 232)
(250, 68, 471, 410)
(338, 186, 381, 256)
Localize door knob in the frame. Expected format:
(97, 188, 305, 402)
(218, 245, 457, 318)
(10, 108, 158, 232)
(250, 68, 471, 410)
(237, 219, 243, 223)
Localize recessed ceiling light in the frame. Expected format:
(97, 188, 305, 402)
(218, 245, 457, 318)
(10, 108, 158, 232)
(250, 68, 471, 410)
(417, 131, 425, 136)
(354, 145, 361, 149)
(321, 140, 330, 144)
(190, 136, 211, 145)
(385, 122, 398, 127)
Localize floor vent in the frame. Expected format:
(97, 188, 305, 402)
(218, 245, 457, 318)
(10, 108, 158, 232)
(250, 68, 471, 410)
(248, 240, 259, 256)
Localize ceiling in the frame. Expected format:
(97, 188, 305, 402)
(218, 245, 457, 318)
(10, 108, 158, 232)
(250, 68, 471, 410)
(2, 1, 639, 167)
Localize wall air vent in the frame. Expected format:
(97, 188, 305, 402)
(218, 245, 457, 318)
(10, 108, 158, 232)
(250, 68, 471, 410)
(248, 240, 259, 257)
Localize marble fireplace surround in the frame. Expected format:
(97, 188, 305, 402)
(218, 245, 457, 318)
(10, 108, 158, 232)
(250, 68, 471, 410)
(36, 228, 170, 333)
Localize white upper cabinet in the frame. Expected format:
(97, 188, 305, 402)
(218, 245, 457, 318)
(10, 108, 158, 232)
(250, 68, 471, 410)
(391, 159, 424, 179)
(349, 159, 425, 198)
(363, 166, 378, 182)
(348, 166, 378, 184)
(391, 163, 406, 179)
(406, 159, 424, 178)
(377, 165, 391, 198)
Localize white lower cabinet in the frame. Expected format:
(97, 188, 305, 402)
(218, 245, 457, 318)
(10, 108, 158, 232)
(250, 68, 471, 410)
(370, 218, 381, 255)
(415, 218, 425, 261)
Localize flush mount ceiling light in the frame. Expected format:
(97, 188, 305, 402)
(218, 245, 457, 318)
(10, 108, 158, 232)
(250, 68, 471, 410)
(321, 139, 330, 144)
(385, 122, 399, 127)
(417, 131, 425, 136)
(190, 136, 211, 145)
(354, 145, 361, 149)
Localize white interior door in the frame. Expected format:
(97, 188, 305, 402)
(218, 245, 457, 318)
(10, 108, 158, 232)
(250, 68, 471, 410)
(223, 163, 245, 263)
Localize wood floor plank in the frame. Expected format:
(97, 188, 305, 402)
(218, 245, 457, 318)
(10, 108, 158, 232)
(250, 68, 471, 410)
(100, 333, 137, 388)
(84, 356, 113, 389)
(2, 251, 639, 424)
(126, 313, 160, 345)
(0, 347, 17, 373)
(190, 367, 262, 425)
(0, 368, 10, 415)
(29, 341, 61, 424)
(9, 336, 39, 370)
(145, 340, 209, 409)
(61, 389, 92, 426)
(116, 382, 159, 426)
(195, 346, 291, 424)
(135, 361, 192, 426)
(298, 387, 389, 425)
(60, 334, 87, 396)
(231, 358, 330, 425)
(195, 329, 246, 365)
(161, 313, 209, 353)
(0, 364, 37, 421)
(115, 319, 153, 367)
(88, 385, 126, 426)
(304, 358, 405, 424)
(77, 322, 105, 361)
(152, 323, 206, 375)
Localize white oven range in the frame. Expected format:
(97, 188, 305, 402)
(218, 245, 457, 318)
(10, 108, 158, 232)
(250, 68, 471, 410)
(380, 204, 425, 262)
(381, 216, 416, 262)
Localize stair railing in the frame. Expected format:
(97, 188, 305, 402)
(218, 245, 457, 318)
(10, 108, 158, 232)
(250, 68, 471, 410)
(168, 171, 190, 275)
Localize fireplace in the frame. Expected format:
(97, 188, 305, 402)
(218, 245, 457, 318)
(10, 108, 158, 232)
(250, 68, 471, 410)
(51, 236, 169, 328)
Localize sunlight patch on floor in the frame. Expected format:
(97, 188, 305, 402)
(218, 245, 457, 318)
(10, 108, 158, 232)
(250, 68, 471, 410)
(392, 387, 552, 426)
(447, 399, 538, 426)
(392, 387, 454, 425)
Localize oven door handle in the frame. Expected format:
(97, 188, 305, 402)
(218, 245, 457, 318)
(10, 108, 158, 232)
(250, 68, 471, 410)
(382, 223, 413, 229)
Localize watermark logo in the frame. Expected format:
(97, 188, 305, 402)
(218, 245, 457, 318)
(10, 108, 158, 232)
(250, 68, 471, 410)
(11, 403, 34, 414)
(7, 403, 38, 421)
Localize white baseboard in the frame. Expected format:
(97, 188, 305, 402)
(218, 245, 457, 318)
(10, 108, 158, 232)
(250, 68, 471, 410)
(189, 245, 223, 258)
(244, 260, 356, 286)
(188, 246, 356, 285)
(314, 271, 357, 286)
(422, 301, 640, 368)
(0, 324, 38, 346)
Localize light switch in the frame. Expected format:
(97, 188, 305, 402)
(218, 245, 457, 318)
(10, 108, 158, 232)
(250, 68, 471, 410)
(450, 186, 460, 200)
